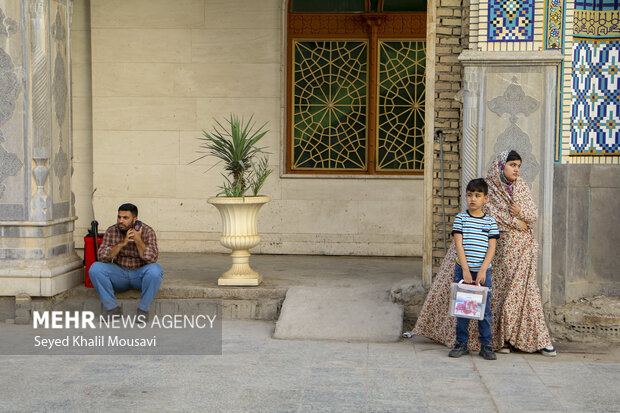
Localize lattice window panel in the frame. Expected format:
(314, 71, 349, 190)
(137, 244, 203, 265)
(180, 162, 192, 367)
(377, 40, 426, 172)
(292, 40, 368, 171)
(290, 39, 426, 173)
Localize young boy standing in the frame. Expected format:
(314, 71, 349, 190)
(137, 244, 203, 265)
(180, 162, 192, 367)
(449, 178, 500, 360)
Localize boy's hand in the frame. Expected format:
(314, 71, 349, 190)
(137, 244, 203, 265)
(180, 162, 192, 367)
(463, 269, 473, 284)
(477, 268, 487, 285)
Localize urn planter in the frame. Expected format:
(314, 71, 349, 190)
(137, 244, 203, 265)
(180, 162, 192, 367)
(208, 196, 270, 286)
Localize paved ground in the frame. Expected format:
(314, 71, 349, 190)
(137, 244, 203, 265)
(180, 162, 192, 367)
(1, 320, 619, 412)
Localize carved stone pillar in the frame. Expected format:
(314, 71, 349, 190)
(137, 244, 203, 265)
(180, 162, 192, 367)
(458, 50, 562, 310)
(0, 0, 81, 296)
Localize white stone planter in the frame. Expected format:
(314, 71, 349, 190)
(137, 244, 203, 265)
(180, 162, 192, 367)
(208, 196, 270, 286)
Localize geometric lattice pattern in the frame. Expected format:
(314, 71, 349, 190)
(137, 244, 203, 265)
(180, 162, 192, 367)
(377, 41, 425, 171)
(571, 40, 620, 155)
(292, 41, 368, 170)
(488, 0, 535, 42)
(574, 0, 620, 10)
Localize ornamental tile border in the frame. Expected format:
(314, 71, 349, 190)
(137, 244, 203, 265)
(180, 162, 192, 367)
(545, 0, 565, 48)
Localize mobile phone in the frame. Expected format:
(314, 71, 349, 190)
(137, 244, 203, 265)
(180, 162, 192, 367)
(134, 220, 142, 231)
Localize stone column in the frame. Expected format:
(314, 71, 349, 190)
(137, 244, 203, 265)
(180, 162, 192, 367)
(0, 0, 82, 296)
(458, 50, 562, 309)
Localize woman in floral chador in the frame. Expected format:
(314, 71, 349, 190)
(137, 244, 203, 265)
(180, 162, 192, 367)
(413, 150, 556, 356)
(483, 150, 555, 355)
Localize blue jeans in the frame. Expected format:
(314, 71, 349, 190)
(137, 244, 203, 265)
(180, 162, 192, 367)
(454, 263, 492, 347)
(89, 262, 163, 312)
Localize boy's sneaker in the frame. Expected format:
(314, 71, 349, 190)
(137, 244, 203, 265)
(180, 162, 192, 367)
(540, 346, 557, 357)
(449, 342, 469, 358)
(479, 345, 497, 360)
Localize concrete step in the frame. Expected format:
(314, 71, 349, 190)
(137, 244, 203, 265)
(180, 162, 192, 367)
(273, 286, 404, 342)
(4, 283, 287, 324)
(60, 283, 287, 301)
(2, 253, 422, 328)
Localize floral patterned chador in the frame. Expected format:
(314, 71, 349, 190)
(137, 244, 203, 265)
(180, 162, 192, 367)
(413, 151, 553, 352)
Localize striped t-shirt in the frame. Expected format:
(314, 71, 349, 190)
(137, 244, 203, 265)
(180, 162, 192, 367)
(452, 211, 500, 271)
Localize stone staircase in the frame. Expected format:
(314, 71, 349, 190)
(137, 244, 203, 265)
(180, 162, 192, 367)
(1, 282, 287, 324)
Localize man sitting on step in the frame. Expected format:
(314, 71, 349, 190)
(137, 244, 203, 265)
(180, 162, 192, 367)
(89, 203, 163, 321)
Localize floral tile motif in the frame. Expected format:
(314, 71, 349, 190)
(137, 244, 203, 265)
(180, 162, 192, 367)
(488, 0, 535, 42)
(545, 0, 565, 49)
(571, 39, 620, 155)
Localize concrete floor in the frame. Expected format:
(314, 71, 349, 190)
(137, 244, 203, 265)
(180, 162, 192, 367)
(1, 320, 619, 412)
(2, 253, 620, 411)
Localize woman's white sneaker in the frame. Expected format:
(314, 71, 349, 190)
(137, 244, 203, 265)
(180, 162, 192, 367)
(497, 342, 512, 354)
(541, 346, 557, 357)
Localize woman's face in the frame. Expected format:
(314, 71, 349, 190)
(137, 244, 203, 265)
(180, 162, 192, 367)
(503, 160, 521, 182)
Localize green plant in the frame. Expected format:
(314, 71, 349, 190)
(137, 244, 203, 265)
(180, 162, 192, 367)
(192, 114, 272, 197)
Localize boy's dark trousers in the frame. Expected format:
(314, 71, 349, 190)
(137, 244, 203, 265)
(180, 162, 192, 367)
(453, 263, 492, 346)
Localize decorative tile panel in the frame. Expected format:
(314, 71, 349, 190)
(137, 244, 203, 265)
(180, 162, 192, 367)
(574, 0, 620, 10)
(574, 10, 620, 38)
(571, 40, 620, 155)
(488, 0, 535, 42)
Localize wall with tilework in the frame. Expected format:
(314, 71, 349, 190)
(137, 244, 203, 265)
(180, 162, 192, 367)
(468, 0, 620, 164)
(469, 0, 546, 51)
(461, 0, 620, 306)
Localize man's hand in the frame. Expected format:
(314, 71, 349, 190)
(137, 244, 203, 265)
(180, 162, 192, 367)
(463, 269, 473, 284)
(131, 226, 147, 258)
(130, 227, 143, 244)
(509, 203, 521, 217)
(516, 219, 528, 231)
(122, 229, 134, 245)
(110, 229, 136, 260)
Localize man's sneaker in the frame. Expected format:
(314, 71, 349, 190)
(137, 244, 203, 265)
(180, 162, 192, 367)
(540, 346, 557, 357)
(449, 342, 469, 358)
(105, 306, 122, 321)
(497, 342, 512, 354)
(479, 345, 497, 360)
(136, 308, 149, 323)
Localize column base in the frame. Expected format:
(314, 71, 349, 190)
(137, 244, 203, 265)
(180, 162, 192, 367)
(0, 255, 83, 296)
(218, 275, 263, 286)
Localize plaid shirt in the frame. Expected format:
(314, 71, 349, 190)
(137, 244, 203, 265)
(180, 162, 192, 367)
(97, 223, 159, 270)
